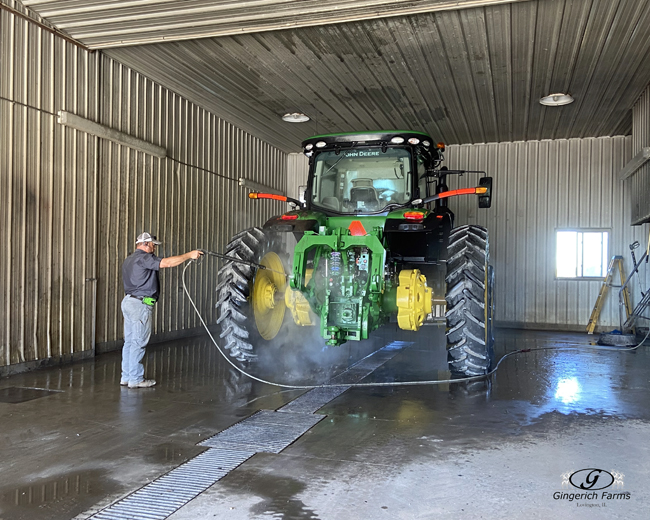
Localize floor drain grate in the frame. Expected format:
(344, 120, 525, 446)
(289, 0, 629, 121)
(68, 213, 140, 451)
(199, 410, 324, 453)
(329, 341, 412, 384)
(278, 386, 351, 414)
(89, 448, 253, 520)
(279, 341, 412, 413)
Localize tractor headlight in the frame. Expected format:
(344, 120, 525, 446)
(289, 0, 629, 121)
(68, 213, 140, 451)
(390, 136, 405, 144)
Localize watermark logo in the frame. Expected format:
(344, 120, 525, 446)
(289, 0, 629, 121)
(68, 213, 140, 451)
(553, 468, 630, 505)
(569, 469, 615, 491)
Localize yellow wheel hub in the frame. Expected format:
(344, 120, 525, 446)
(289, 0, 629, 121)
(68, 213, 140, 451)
(285, 269, 315, 326)
(396, 269, 433, 331)
(252, 252, 287, 340)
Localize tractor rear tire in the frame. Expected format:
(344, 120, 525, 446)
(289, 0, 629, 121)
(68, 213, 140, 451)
(445, 225, 494, 377)
(215, 227, 287, 362)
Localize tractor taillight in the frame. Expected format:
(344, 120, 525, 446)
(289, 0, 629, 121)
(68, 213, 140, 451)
(281, 214, 298, 220)
(404, 211, 425, 221)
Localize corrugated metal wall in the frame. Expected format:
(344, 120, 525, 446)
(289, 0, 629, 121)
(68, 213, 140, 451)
(446, 137, 649, 329)
(0, 2, 99, 367)
(287, 153, 309, 201)
(96, 55, 286, 347)
(0, 3, 286, 370)
(288, 137, 647, 330)
(631, 85, 650, 226)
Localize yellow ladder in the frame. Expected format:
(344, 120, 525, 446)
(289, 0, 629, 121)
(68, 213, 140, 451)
(586, 256, 632, 334)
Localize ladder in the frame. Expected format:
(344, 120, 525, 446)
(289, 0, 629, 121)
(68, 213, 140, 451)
(586, 256, 632, 334)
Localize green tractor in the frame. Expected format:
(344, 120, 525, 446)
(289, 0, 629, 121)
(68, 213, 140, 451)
(216, 131, 494, 377)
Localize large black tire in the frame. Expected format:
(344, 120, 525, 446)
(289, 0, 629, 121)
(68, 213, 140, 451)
(445, 225, 494, 377)
(216, 227, 287, 362)
(487, 264, 495, 355)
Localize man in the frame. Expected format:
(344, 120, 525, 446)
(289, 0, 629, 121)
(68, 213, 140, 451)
(121, 232, 203, 388)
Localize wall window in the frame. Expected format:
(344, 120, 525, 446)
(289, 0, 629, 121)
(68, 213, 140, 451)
(556, 230, 609, 278)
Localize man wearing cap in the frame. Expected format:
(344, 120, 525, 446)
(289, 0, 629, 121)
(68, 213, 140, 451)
(121, 232, 203, 388)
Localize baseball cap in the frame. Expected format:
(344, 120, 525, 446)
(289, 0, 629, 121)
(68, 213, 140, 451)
(136, 232, 162, 245)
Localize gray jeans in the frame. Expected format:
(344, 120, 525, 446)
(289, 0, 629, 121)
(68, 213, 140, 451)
(121, 295, 153, 384)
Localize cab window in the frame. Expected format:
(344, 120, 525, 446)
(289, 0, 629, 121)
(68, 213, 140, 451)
(311, 147, 412, 213)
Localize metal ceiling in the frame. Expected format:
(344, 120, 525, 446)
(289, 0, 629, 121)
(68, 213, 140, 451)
(20, 0, 527, 48)
(17, 0, 650, 153)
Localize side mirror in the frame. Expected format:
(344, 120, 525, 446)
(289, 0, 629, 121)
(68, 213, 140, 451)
(478, 177, 492, 208)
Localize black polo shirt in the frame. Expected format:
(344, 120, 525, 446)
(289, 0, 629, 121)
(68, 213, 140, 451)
(122, 249, 162, 299)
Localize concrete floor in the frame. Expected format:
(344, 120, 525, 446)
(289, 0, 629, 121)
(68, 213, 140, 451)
(1, 326, 649, 520)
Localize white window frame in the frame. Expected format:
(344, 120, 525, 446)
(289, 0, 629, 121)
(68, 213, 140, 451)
(555, 229, 610, 280)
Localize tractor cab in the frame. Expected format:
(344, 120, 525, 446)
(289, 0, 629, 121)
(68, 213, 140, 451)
(302, 131, 443, 215)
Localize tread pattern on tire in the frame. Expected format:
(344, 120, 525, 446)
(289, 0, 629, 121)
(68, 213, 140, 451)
(445, 225, 493, 376)
(216, 227, 269, 362)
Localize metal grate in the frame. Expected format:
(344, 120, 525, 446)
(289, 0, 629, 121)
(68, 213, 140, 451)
(278, 341, 412, 413)
(199, 410, 324, 453)
(278, 386, 351, 414)
(329, 341, 412, 384)
(89, 449, 254, 520)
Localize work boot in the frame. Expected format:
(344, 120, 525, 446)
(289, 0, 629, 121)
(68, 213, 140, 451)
(128, 379, 156, 389)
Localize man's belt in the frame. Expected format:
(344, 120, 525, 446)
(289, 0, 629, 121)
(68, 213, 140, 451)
(128, 295, 157, 306)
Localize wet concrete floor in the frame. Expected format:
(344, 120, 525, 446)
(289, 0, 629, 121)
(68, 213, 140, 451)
(0, 326, 649, 519)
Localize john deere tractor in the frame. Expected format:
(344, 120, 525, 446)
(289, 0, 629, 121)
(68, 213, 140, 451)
(216, 131, 494, 377)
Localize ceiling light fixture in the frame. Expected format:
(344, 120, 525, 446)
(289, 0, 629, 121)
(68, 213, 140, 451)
(539, 93, 574, 106)
(282, 112, 310, 123)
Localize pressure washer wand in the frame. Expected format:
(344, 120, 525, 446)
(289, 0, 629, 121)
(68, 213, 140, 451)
(198, 249, 287, 277)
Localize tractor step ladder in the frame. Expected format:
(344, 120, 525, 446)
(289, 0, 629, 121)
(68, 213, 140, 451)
(586, 256, 632, 334)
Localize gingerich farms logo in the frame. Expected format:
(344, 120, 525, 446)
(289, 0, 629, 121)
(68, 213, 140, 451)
(554, 469, 630, 507)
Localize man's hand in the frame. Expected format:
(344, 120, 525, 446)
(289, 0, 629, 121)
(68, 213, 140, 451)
(188, 250, 204, 261)
(160, 249, 204, 268)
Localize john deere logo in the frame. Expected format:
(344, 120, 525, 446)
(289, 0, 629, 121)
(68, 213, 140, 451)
(569, 469, 615, 491)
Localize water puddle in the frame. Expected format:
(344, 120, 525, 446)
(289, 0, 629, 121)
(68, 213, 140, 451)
(0, 470, 119, 520)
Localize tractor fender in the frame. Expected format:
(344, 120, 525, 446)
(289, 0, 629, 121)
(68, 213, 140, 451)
(263, 216, 320, 233)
